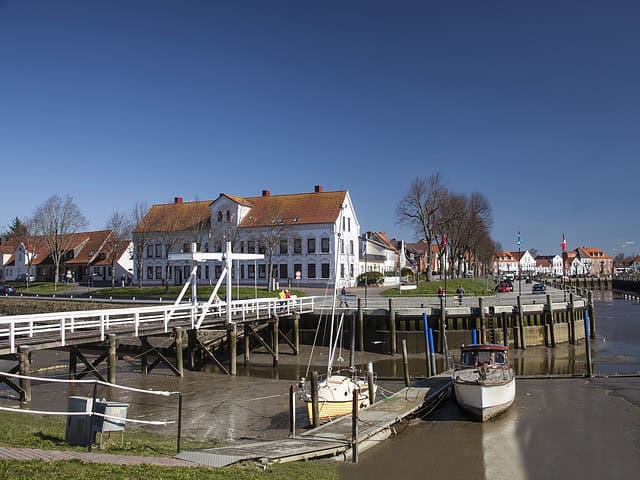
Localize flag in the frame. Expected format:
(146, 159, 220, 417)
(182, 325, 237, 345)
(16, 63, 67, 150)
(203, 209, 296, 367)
(441, 232, 447, 252)
(561, 234, 566, 252)
(517, 231, 521, 247)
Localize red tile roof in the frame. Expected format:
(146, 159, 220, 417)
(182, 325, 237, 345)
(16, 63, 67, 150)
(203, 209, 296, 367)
(133, 200, 213, 233)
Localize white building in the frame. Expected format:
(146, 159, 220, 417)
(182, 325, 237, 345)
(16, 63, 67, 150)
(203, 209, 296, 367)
(535, 255, 563, 276)
(494, 250, 536, 276)
(132, 186, 360, 289)
(360, 232, 398, 275)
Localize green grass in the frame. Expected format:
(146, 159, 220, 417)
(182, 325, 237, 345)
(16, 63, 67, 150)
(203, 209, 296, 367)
(9, 282, 74, 295)
(0, 460, 339, 480)
(92, 286, 305, 300)
(380, 277, 497, 297)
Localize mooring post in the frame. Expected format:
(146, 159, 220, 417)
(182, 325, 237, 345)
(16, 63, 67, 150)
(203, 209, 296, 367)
(357, 298, 364, 352)
(583, 310, 593, 377)
(187, 329, 197, 370)
(388, 298, 396, 355)
(69, 347, 77, 380)
(141, 336, 148, 375)
(272, 315, 279, 368)
(439, 296, 446, 353)
(428, 328, 436, 374)
(228, 324, 237, 376)
(349, 313, 356, 369)
(587, 290, 596, 339)
(174, 328, 184, 377)
(177, 392, 183, 454)
(289, 384, 296, 438)
(293, 313, 300, 355)
(107, 334, 117, 384)
(422, 312, 432, 377)
(19, 346, 31, 403)
(478, 297, 486, 344)
(569, 293, 576, 344)
(311, 370, 319, 428)
(502, 312, 508, 347)
(546, 294, 556, 347)
(367, 362, 375, 405)
(351, 387, 359, 464)
(517, 295, 526, 349)
(244, 323, 250, 366)
(402, 339, 410, 387)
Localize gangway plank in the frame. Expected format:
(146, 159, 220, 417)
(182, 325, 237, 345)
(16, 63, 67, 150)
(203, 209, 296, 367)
(176, 374, 452, 467)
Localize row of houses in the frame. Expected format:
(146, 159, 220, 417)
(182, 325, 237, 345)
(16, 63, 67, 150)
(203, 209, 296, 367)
(0, 185, 616, 287)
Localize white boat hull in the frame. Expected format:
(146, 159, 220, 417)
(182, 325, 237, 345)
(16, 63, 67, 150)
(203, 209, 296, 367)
(305, 375, 376, 423)
(454, 369, 515, 422)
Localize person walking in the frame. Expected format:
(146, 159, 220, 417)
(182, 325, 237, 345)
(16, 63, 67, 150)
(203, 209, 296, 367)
(456, 285, 465, 305)
(437, 286, 444, 298)
(340, 286, 349, 307)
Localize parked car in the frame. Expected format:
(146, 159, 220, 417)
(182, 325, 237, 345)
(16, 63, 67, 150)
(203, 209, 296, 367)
(497, 282, 511, 293)
(501, 278, 514, 291)
(15, 273, 35, 282)
(532, 283, 546, 294)
(0, 285, 16, 295)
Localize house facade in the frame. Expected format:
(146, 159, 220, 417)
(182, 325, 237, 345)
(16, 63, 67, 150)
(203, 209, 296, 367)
(630, 256, 640, 273)
(132, 186, 361, 289)
(359, 232, 398, 275)
(575, 247, 613, 275)
(534, 255, 563, 276)
(494, 251, 536, 277)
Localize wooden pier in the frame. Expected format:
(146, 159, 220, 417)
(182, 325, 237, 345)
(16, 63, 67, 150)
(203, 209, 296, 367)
(176, 374, 452, 467)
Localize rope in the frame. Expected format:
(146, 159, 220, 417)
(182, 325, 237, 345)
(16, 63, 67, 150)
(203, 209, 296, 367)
(0, 406, 174, 426)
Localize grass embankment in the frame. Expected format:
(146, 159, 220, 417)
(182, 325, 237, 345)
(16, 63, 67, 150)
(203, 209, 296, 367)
(380, 277, 496, 297)
(5, 282, 73, 295)
(0, 411, 338, 479)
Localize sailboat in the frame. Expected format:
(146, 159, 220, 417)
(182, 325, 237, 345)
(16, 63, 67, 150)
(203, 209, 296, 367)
(300, 214, 377, 424)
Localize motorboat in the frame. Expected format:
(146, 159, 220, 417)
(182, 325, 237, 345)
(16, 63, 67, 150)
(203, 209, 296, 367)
(453, 344, 515, 421)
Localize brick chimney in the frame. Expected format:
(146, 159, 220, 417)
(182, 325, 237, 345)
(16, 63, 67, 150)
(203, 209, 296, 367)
(314, 185, 323, 193)
(174, 197, 183, 204)
(262, 190, 271, 197)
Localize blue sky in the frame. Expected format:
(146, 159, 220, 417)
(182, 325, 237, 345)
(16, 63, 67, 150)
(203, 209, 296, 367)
(1, 1, 638, 257)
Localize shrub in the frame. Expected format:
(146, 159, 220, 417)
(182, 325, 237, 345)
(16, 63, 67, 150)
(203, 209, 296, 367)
(357, 271, 384, 286)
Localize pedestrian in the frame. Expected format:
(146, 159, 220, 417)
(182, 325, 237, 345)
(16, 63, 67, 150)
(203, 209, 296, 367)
(456, 285, 465, 305)
(437, 286, 444, 298)
(121, 273, 126, 287)
(284, 289, 291, 299)
(340, 286, 348, 307)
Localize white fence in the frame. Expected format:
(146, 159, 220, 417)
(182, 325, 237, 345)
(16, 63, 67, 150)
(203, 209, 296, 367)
(0, 296, 323, 354)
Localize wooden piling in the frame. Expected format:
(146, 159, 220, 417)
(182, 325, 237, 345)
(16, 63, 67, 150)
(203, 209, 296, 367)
(517, 295, 526, 349)
(367, 362, 375, 405)
(311, 370, 319, 428)
(546, 295, 556, 347)
(349, 313, 356, 369)
(502, 312, 508, 347)
(141, 336, 148, 374)
(588, 290, 596, 339)
(479, 297, 486, 344)
(228, 324, 237, 376)
(289, 384, 296, 438)
(69, 347, 77, 380)
(293, 313, 300, 355)
(439, 296, 446, 353)
(108, 333, 117, 383)
(351, 387, 359, 464)
(174, 328, 184, 377)
(244, 323, 251, 366)
(402, 339, 410, 387)
(272, 315, 279, 368)
(357, 298, 364, 352)
(19, 346, 31, 403)
(569, 293, 576, 344)
(388, 298, 396, 355)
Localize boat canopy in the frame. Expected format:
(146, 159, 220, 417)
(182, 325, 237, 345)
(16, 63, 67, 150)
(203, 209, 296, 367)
(459, 344, 509, 368)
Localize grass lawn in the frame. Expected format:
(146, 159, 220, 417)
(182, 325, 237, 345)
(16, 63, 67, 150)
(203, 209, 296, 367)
(0, 411, 339, 479)
(380, 277, 497, 297)
(9, 282, 74, 295)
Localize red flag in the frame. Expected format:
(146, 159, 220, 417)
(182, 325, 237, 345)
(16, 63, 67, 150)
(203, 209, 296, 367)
(561, 234, 566, 252)
(441, 233, 447, 251)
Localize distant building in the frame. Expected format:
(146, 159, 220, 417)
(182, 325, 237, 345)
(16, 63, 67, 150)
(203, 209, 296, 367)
(535, 255, 563, 276)
(494, 251, 535, 276)
(574, 247, 613, 275)
(630, 256, 640, 273)
(132, 186, 360, 289)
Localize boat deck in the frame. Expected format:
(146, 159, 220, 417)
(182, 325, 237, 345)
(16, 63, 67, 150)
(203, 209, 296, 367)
(176, 374, 452, 467)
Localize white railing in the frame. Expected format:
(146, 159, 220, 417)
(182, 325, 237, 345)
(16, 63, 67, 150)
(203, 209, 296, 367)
(0, 296, 321, 354)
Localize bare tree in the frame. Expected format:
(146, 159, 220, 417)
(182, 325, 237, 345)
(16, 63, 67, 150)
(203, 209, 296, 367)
(254, 203, 287, 291)
(32, 195, 87, 291)
(131, 201, 151, 288)
(105, 210, 133, 288)
(155, 202, 184, 293)
(396, 174, 448, 281)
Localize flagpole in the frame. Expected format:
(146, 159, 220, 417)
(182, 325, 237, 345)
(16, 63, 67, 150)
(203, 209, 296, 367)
(517, 231, 522, 296)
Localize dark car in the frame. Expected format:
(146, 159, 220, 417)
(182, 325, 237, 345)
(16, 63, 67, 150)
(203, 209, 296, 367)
(532, 283, 546, 294)
(0, 285, 16, 295)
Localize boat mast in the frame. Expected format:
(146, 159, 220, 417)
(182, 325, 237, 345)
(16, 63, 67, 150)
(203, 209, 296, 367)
(327, 203, 346, 378)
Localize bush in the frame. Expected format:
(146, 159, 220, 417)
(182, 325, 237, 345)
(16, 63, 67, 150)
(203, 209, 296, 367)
(357, 271, 384, 286)
(401, 267, 414, 280)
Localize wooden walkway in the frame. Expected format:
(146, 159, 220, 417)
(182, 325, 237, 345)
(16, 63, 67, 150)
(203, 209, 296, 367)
(176, 374, 452, 467)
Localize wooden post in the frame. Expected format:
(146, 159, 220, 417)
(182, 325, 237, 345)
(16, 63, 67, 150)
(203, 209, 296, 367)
(187, 329, 197, 369)
(588, 290, 596, 340)
(69, 347, 77, 380)
(569, 293, 576, 344)
(311, 370, 319, 428)
(513, 321, 520, 349)
(479, 297, 486, 344)
(289, 384, 296, 437)
(388, 298, 396, 355)
(367, 362, 375, 406)
(272, 315, 279, 368)
(174, 328, 184, 377)
(108, 334, 117, 383)
(439, 296, 446, 354)
(402, 339, 410, 387)
(293, 313, 300, 355)
(244, 323, 250, 366)
(583, 310, 593, 377)
(349, 313, 356, 369)
(141, 336, 148, 375)
(351, 387, 359, 464)
(422, 312, 432, 377)
(357, 298, 364, 352)
(502, 312, 508, 347)
(228, 324, 237, 376)
(546, 294, 556, 347)
(19, 347, 31, 403)
(517, 295, 526, 349)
